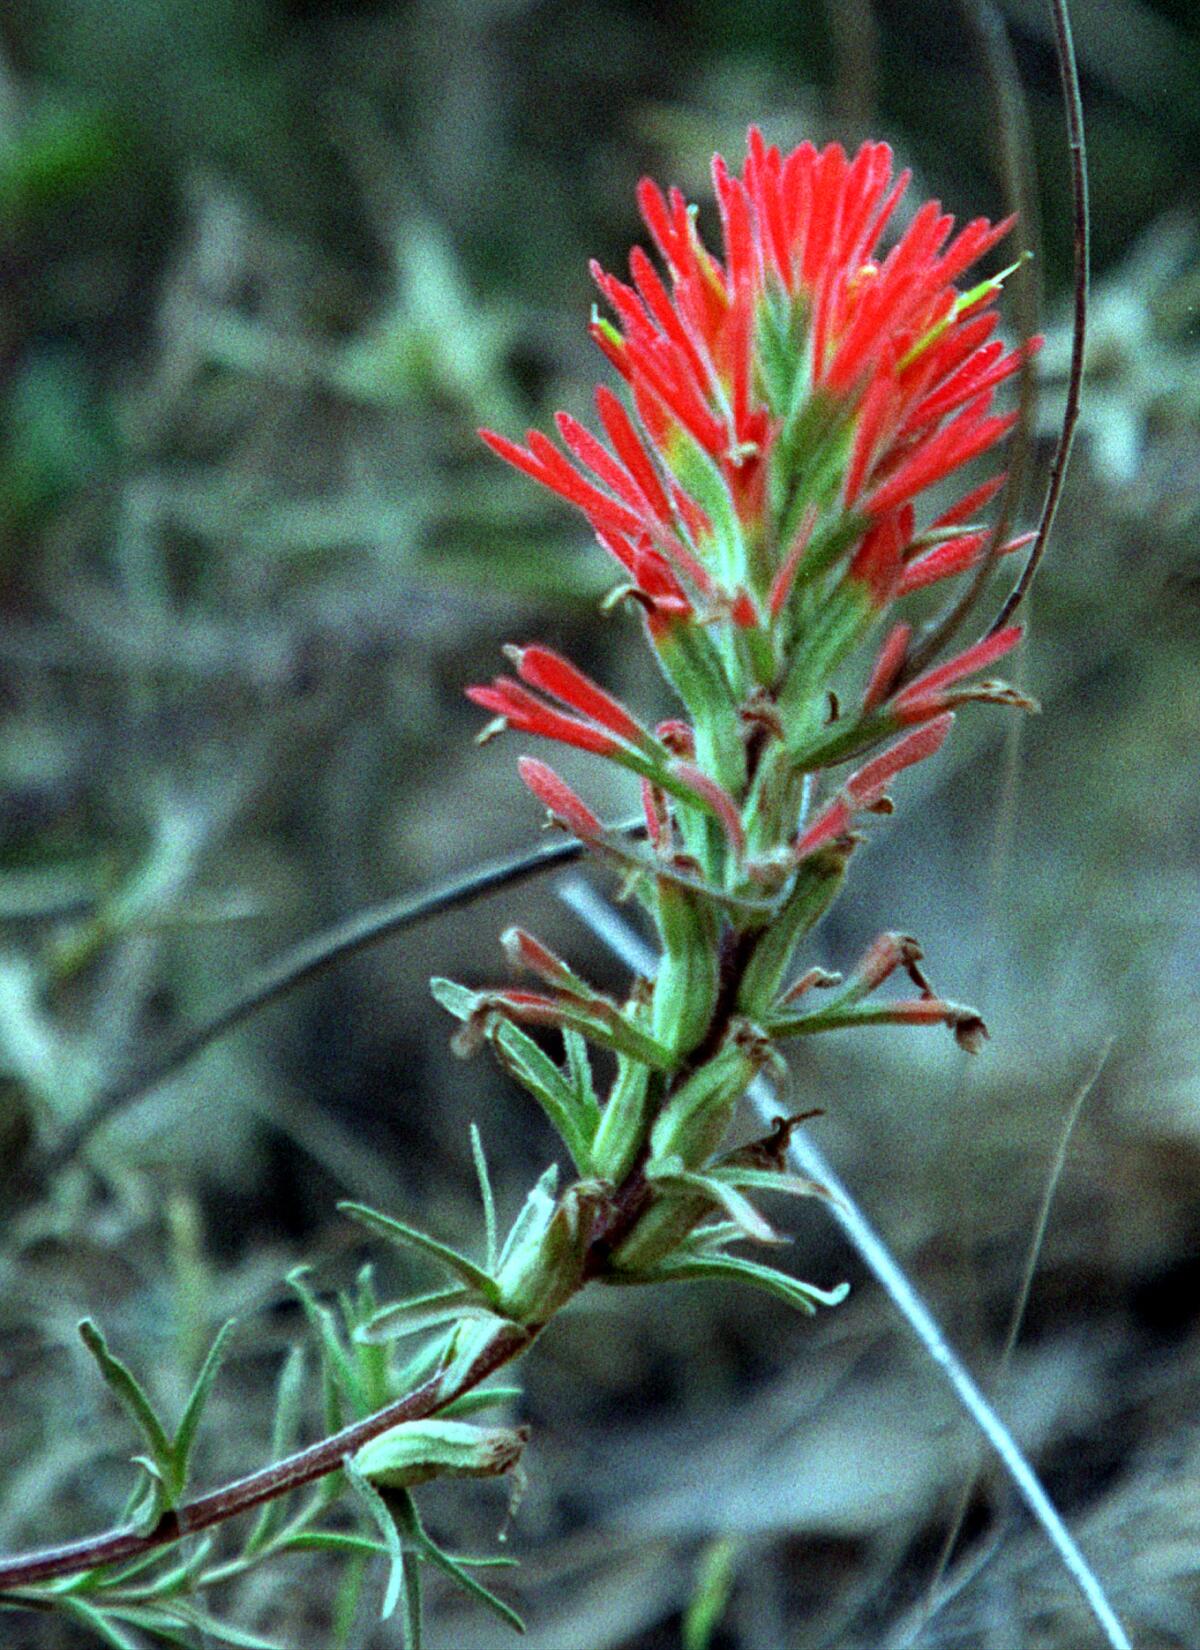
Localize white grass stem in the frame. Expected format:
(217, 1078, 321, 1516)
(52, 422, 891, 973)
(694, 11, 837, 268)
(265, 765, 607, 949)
(557, 874, 1131, 1650)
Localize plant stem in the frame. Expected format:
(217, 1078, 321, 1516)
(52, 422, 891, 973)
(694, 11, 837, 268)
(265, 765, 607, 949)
(0, 1324, 532, 1592)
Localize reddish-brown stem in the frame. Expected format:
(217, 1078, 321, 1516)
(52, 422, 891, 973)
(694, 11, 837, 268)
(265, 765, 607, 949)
(987, 0, 1089, 636)
(0, 1323, 532, 1592)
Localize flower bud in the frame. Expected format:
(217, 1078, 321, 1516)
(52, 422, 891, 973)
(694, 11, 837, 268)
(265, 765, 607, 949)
(353, 1419, 529, 1489)
(648, 1021, 774, 1170)
(736, 844, 851, 1018)
(590, 1056, 654, 1182)
(651, 877, 719, 1059)
(496, 1180, 612, 1325)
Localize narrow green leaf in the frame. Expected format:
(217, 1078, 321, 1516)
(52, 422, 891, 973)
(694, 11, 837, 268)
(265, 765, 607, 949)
(171, 1319, 236, 1498)
(615, 1252, 850, 1313)
(122, 1601, 282, 1649)
(648, 1164, 783, 1246)
(562, 1030, 601, 1129)
(496, 1165, 558, 1273)
(470, 1122, 498, 1273)
(343, 1455, 407, 1623)
(330, 1552, 368, 1650)
(124, 1461, 167, 1537)
(428, 976, 475, 1019)
(287, 1269, 362, 1424)
(338, 1203, 500, 1303)
(58, 1597, 145, 1650)
(78, 1321, 172, 1481)
(678, 1220, 744, 1254)
(683, 1536, 740, 1650)
(710, 1166, 832, 1201)
(106, 1610, 193, 1649)
(355, 1287, 502, 1345)
(397, 1490, 525, 1634)
(348, 1268, 390, 1412)
(283, 1531, 390, 1557)
(94, 1537, 214, 1601)
(439, 1384, 523, 1419)
(244, 1346, 306, 1556)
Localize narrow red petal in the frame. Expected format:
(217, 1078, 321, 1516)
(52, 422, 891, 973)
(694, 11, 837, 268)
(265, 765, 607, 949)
(518, 757, 603, 838)
(513, 645, 651, 747)
(893, 626, 1022, 719)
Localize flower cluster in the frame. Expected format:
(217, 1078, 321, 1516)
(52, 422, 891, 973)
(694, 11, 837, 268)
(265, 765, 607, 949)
(448, 129, 1037, 1301)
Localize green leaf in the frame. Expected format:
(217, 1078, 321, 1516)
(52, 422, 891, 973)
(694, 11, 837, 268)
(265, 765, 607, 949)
(171, 1319, 236, 1498)
(93, 1537, 214, 1601)
(330, 1552, 369, 1650)
(58, 1597, 146, 1650)
(683, 1536, 740, 1650)
(495, 1165, 558, 1274)
(287, 1270, 361, 1425)
(338, 1203, 500, 1303)
(614, 1252, 850, 1314)
(432, 983, 596, 1171)
(78, 1321, 173, 1483)
(282, 1531, 391, 1557)
(470, 1122, 498, 1273)
(123, 1460, 168, 1537)
(119, 1601, 283, 1649)
(396, 1490, 524, 1635)
(647, 1162, 783, 1246)
(355, 1287, 502, 1345)
(710, 1166, 832, 1202)
(343, 1455, 409, 1625)
(439, 1384, 523, 1419)
(244, 1346, 306, 1556)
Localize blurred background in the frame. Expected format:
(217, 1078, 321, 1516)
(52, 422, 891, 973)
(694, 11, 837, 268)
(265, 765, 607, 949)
(1, 0, 1199, 1645)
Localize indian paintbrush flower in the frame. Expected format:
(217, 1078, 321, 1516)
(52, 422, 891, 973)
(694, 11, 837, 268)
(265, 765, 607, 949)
(450, 130, 1038, 1308)
(0, 129, 1053, 1650)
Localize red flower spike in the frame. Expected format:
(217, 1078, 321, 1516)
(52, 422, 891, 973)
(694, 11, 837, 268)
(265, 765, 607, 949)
(847, 714, 954, 807)
(893, 626, 1022, 722)
(932, 472, 1007, 529)
(518, 757, 603, 840)
(509, 645, 655, 751)
(863, 621, 912, 711)
(487, 129, 1029, 644)
(795, 714, 955, 859)
(467, 680, 622, 758)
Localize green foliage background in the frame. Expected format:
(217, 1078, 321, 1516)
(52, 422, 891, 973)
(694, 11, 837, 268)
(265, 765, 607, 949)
(2, 0, 1200, 1644)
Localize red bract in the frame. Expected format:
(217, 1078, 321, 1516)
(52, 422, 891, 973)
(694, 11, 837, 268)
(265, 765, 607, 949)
(480, 127, 1035, 641)
(794, 716, 954, 861)
(473, 127, 1036, 876)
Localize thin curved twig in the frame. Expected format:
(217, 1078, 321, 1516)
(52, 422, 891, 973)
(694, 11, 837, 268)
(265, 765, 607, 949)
(897, 0, 1041, 685)
(987, 0, 1089, 636)
(28, 818, 642, 1187)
